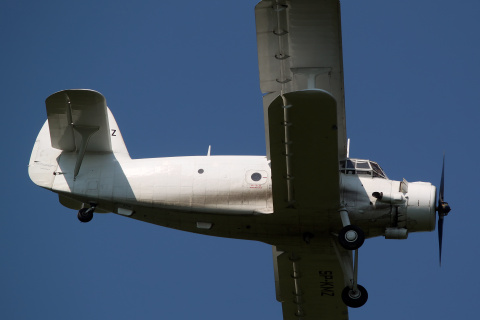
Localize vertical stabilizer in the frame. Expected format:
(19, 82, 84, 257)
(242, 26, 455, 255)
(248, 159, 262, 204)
(28, 89, 130, 188)
(28, 120, 62, 189)
(106, 107, 129, 157)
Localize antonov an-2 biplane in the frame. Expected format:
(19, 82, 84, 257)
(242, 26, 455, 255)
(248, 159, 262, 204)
(29, 0, 451, 319)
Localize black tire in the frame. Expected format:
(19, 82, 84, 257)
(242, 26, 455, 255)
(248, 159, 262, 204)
(341, 284, 368, 308)
(77, 207, 93, 223)
(338, 225, 365, 250)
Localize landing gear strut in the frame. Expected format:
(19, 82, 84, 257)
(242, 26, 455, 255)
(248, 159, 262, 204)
(77, 205, 95, 223)
(338, 208, 365, 251)
(335, 207, 368, 308)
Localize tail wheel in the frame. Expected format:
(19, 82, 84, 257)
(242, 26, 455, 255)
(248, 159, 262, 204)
(77, 207, 94, 223)
(338, 225, 365, 250)
(341, 285, 368, 308)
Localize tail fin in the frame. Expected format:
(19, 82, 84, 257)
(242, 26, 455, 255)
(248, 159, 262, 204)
(45, 89, 128, 155)
(29, 89, 129, 188)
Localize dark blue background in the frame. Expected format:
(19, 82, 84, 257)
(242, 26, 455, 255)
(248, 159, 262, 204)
(2, 0, 477, 319)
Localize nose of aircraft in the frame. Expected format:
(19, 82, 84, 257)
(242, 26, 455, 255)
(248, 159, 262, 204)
(406, 182, 437, 232)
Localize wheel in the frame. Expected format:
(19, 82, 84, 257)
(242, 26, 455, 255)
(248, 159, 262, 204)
(338, 225, 365, 250)
(77, 207, 94, 223)
(341, 285, 368, 308)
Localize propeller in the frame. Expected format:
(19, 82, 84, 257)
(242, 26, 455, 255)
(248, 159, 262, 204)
(437, 155, 451, 265)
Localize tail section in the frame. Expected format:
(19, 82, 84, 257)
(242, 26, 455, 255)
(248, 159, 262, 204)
(28, 89, 129, 189)
(45, 89, 129, 156)
(28, 120, 62, 189)
(106, 106, 129, 156)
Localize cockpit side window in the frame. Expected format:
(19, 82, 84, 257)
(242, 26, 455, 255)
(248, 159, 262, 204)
(340, 160, 355, 174)
(370, 161, 387, 179)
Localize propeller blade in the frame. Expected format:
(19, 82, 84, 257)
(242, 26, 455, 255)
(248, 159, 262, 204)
(436, 154, 450, 266)
(438, 216, 444, 266)
(438, 155, 445, 206)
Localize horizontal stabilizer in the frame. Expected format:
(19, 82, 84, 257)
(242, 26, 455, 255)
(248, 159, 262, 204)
(46, 89, 112, 152)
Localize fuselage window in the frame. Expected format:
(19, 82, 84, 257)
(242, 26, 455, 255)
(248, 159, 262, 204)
(251, 172, 262, 181)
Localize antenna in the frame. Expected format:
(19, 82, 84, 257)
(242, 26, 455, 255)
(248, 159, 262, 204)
(346, 139, 350, 158)
(207, 145, 211, 156)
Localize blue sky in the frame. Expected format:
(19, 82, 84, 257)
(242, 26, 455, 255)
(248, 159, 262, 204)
(2, 0, 479, 319)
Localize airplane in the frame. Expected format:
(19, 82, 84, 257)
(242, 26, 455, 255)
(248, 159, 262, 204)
(28, 0, 451, 319)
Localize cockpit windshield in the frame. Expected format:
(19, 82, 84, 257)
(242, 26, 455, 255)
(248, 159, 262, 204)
(339, 159, 388, 179)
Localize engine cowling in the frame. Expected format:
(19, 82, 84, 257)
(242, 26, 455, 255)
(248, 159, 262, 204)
(404, 182, 436, 232)
(373, 181, 436, 238)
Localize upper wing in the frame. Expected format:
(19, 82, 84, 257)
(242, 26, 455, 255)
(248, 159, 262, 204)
(273, 242, 349, 320)
(46, 89, 112, 152)
(255, 0, 347, 160)
(256, 2, 350, 317)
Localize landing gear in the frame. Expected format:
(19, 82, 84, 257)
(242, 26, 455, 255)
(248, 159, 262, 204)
(338, 225, 365, 250)
(77, 206, 95, 223)
(337, 207, 365, 251)
(341, 284, 368, 308)
(335, 207, 368, 308)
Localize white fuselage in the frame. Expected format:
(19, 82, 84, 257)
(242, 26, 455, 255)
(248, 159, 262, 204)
(54, 153, 274, 216)
(29, 120, 436, 245)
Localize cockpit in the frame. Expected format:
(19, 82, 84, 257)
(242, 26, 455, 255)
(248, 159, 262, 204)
(339, 159, 388, 179)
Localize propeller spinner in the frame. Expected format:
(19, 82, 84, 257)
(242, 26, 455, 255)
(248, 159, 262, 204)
(437, 155, 451, 265)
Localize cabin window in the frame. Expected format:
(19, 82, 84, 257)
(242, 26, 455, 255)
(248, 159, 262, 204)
(245, 170, 268, 185)
(251, 172, 262, 181)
